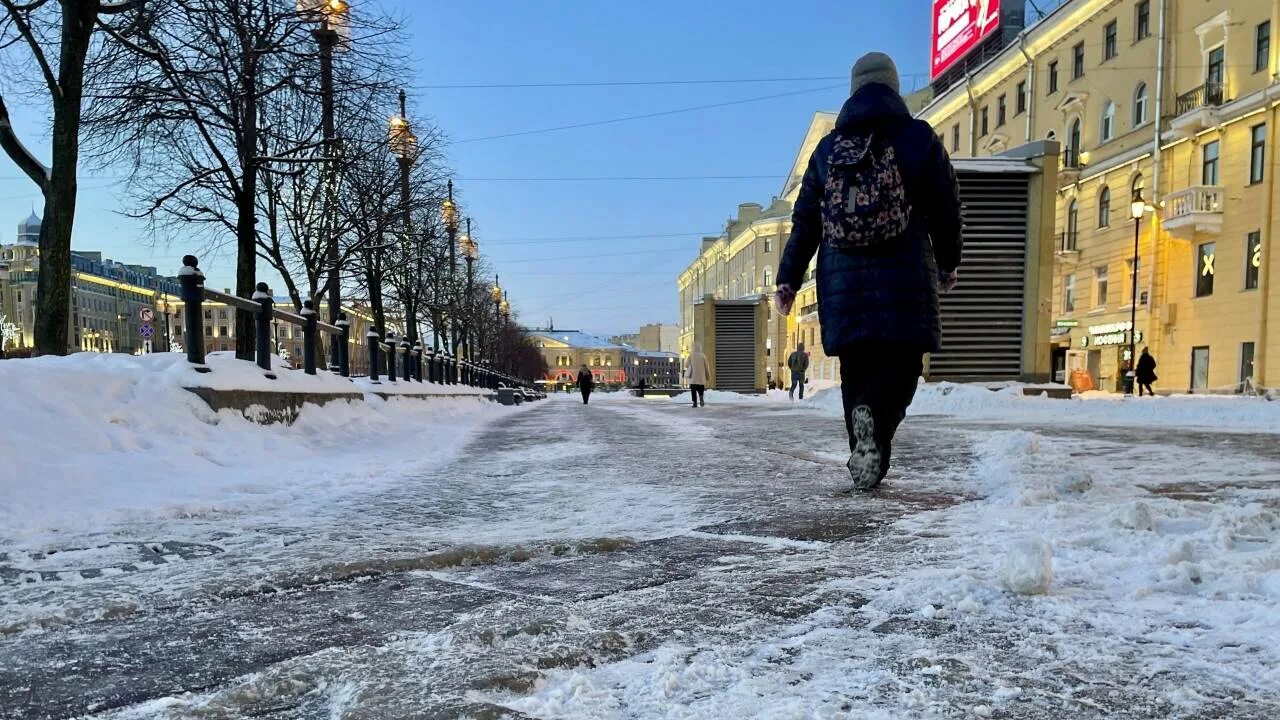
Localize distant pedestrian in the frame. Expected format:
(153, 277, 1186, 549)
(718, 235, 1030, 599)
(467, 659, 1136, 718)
(637, 377, 647, 398)
(787, 342, 811, 400)
(1136, 347, 1157, 397)
(775, 52, 963, 492)
(577, 364, 594, 405)
(685, 342, 710, 408)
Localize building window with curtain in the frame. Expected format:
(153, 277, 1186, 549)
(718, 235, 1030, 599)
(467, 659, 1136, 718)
(1133, 83, 1148, 125)
(1100, 102, 1116, 142)
(1250, 124, 1266, 185)
(1135, 1, 1150, 41)
(1245, 231, 1262, 290)
(1095, 266, 1109, 307)
(1103, 21, 1117, 61)
(1072, 42, 1085, 79)
(1016, 81, 1027, 115)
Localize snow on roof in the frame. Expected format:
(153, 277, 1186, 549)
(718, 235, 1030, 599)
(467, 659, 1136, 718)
(636, 350, 679, 358)
(530, 330, 626, 349)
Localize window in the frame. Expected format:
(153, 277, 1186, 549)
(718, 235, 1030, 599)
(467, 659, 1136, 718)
(763, 268, 772, 288)
(1065, 199, 1079, 250)
(1063, 273, 1077, 313)
(1246, 231, 1262, 290)
(1072, 42, 1085, 79)
(1207, 46, 1225, 101)
(1098, 186, 1111, 227)
(1240, 342, 1256, 390)
(1250, 124, 1266, 184)
(980, 106, 989, 136)
(204, 325, 213, 337)
(1104, 21, 1118, 61)
(1258, 21, 1272, 74)
(1195, 242, 1216, 297)
(997, 95, 1007, 127)
(1133, 83, 1148, 125)
(764, 237, 773, 253)
(1190, 346, 1210, 392)
(1101, 102, 1116, 142)
(1202, 141, 1220, 185)
(1048, 60, 1059, 93)
(1135, 1, 1151, 41)
(1095, 266, 1109, 307)
(1127, 257, 1141, 304)
(1016, 81, 1027, 115)
(1066, 118, 1082, 167)
(951, 124, 961, 152)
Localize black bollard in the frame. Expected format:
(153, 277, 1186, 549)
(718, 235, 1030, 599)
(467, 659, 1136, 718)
(178, 255, 209, 371)
(385, 331, 398, 382)
(366, 329, 380, 383)
(399, 336, 411, 382)
(301, 300, 319, 375)
(413, 341, 424, 383)
(424, 348, 436, 384)
(252, 282, 274, 376)
(336, 312, 350, 378)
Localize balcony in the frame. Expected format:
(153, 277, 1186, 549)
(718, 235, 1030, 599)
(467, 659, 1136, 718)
(1162, 186, 1223, 238)
(799, 303, 818, 318)
(1055, 231, 1080, 260)
(1170, 82, 1225, 138)
(1058, 147, 1083, 182)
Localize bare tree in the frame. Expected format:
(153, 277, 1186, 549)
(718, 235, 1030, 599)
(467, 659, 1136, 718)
(0, 0, 142, 355)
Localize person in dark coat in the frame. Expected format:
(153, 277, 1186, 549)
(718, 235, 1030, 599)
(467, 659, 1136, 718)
(1135, 348, 1157, 397)
(576, 365, 595, 405)
(775, 52, 963, 492)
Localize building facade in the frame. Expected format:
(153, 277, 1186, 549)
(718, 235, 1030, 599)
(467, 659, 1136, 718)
(527, 329, 635, 389)
(918, 0, 1279, 393)
(628, 350, 681, 387)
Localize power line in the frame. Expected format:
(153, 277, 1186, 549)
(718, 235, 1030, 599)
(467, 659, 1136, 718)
(415, 76, 849, 89)
(453, 84, 844, 144)
(457, 174, 782, 182)
(483, 231, 717, 245)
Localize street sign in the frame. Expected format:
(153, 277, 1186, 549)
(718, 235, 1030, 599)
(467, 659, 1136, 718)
(138, 306, 155, 323)
(139, 323, 155, 339)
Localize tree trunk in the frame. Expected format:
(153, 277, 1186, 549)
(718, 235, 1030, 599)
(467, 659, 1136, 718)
(234, 32, 258, 360)
(32, 3, 96, 356)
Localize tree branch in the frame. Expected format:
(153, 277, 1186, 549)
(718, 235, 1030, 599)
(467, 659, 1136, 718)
(0, 0, 59, 98)
(0, 95, 50, 188)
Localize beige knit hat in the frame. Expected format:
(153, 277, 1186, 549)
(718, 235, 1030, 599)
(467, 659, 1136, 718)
(850, 52, 901, 95)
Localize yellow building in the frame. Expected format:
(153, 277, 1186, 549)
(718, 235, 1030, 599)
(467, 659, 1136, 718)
(918, 0, 1278, 393)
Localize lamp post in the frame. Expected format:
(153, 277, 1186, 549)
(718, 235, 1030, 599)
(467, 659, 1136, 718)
(500, 291, 511, 375)
(441, 181, 459, 381)
(389, 88, 419, 379)
(1124, 190, 1146, 396)
(305, 0, 350, 372)
(461, 218, 478, 384)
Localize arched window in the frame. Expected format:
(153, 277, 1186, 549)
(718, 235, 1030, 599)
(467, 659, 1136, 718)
(1098, 186, 1112, 227)
(1066, 119, 1082, 167)
(1133, 83, 1148, 126)
(1131, 173, 1145, 197)
(1066, 199, 1079, 251)
(1101, 102, 1116, 142)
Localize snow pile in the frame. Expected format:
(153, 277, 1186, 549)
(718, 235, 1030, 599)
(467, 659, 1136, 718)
(804, 380, 1280, 432)
(997, 537, 1053, 595)
(667, 389, 790, 405)
(0, 353, 508, 538)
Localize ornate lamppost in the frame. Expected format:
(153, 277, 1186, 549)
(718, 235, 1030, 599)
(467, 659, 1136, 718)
(441, 181, 460, 382)
(389, 88, 419, 379)
(460, 220, 478, 385)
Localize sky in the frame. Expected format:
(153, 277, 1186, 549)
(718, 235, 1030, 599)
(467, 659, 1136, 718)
(2, 0, 946, 337)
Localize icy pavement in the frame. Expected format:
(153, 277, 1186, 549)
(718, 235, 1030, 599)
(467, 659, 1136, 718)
(2, 393, 1279, 718)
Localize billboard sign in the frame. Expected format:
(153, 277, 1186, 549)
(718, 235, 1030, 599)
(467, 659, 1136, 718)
(931, 0, 1002, 80)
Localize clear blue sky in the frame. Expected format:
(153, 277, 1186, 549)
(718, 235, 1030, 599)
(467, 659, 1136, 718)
(2, 0, 941, 337)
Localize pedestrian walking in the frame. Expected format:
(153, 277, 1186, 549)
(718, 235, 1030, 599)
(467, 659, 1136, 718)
(685, 342, 710, 408)
(775, 52, 963, 492)
(787, 342, 810, 400)
(577, 364, 595, 405)
(637, 377, 647, 398)
(1135, 347, 1157, 397)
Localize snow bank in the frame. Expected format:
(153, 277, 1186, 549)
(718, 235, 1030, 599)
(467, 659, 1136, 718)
(0, 353, 507, 538)
(804, 381, 1280, 432)
(667, 389, 791, 405)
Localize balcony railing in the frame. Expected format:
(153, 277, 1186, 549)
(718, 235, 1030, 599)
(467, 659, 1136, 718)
(799, 303, 818, 317)
(1163, 185, 1224, 237)
(1058, 231, 1079, 253)
(1061, 146, 1082, 170)
(1175, 81, 1225, 117)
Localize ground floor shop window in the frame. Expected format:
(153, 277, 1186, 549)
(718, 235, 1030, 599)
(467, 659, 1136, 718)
(1190, 346, 1210, 392)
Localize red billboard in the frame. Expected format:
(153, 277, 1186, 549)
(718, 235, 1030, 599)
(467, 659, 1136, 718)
(931, 0, 1002, 80)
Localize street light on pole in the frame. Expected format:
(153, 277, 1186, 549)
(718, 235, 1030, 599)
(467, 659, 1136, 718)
(304, 0, 351, 372)
(442, 180, 460, 380)
(461, 218, 478, 384)
(389, 88, 419, 378)
(1125, 189, 1146, 396)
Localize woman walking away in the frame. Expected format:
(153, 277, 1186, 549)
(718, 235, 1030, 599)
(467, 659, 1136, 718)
(686, 342, 711, 407)
(577, 364, 595, 405)
(1136, 347, 1157, 397)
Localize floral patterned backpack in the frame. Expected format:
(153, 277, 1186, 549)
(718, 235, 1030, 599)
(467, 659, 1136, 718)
(821, 133, 911, 251)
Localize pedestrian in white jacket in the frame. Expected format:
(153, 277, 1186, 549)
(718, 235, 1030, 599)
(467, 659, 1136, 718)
(685, 343, 710, 408)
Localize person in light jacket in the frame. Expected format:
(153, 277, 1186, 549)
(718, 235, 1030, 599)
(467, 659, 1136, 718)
(685, 342, 711, 408)
(576, 364, 594, 405)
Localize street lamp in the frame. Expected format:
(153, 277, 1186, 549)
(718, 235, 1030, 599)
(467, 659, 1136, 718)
(440, 181, 460, 382)
(1124, 189, 1146, 396)
(301, 0, 351, 372)
(461, 219, 478, 384)
(389, 88, 420, 379)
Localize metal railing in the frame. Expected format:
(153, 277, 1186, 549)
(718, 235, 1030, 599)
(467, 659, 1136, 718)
(176, 254, 520, 391)
(1058, 231, 1079, 253)
(1061, 146, 1082, 170)
(1174, 81, 1225, 117)
(1165, 186, 1223, 221)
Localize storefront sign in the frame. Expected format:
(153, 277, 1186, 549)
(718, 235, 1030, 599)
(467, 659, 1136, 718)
(1078, 321, 1142, 348)
(931, 0, 1002, 79)
(1054, 319, 1079, 328)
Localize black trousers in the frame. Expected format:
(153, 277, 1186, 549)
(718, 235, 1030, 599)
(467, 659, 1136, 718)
(838, 346, 924, 478)
(1139, 382, 1154, 396)
(580, 387, 592, 404)
(689, 384, 706, 406)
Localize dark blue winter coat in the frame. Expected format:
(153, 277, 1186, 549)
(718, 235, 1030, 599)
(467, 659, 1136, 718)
(776, 84, 962, 355)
